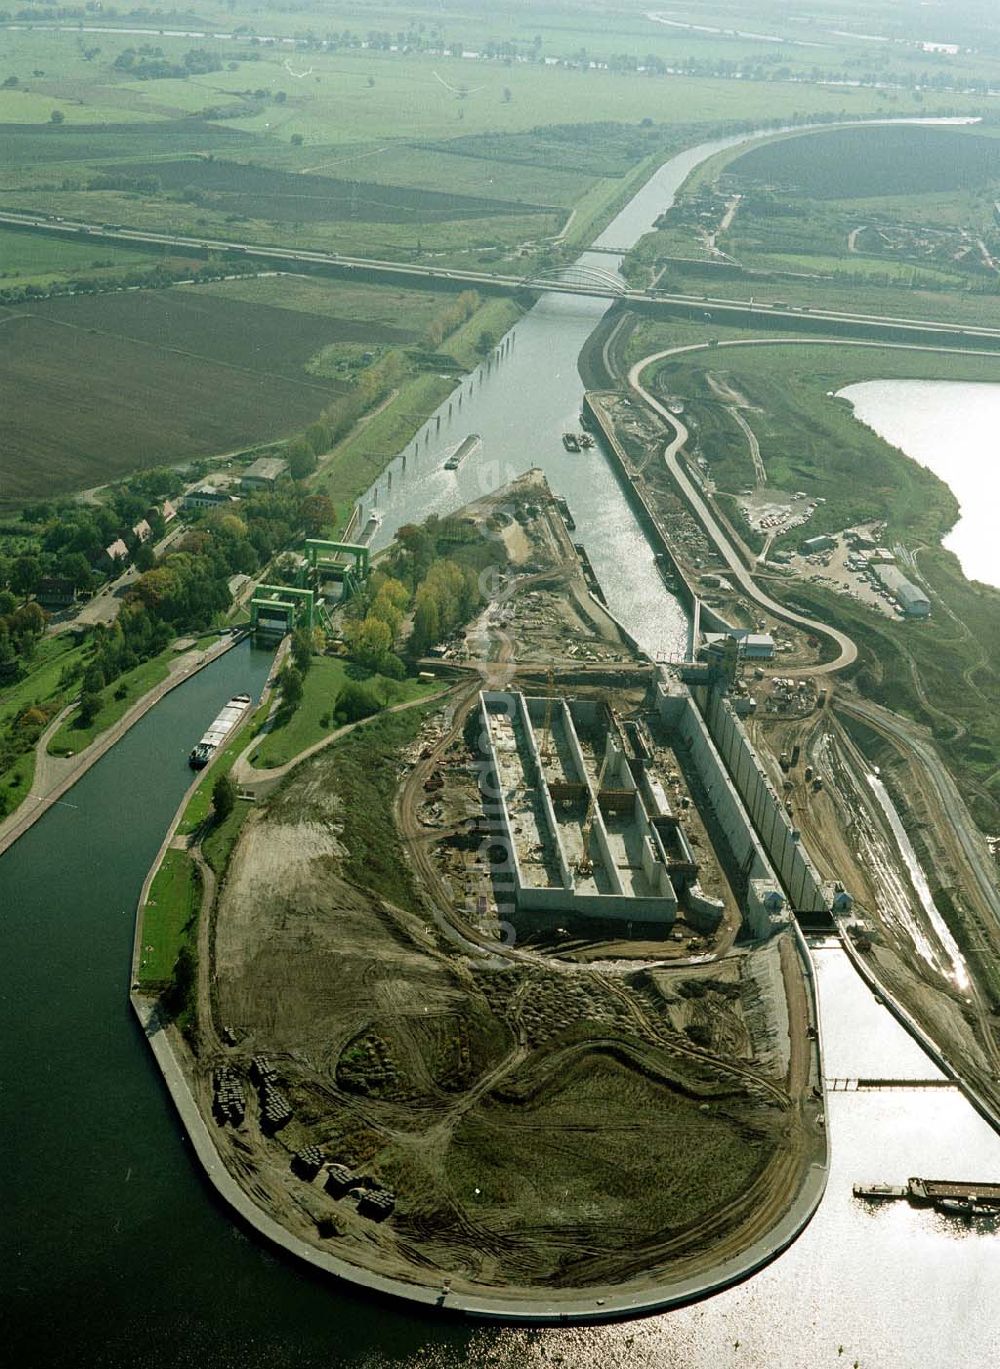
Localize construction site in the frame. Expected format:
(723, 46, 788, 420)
(162, 473, 833, 1314)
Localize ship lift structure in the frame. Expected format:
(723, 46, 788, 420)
(249, 539, 372, 640)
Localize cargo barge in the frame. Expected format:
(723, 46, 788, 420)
(358, 510, 382, 547)
(189, 694, 253, 769)
(444, 433, 481, 470)
(854, 1177, 1000, 1218)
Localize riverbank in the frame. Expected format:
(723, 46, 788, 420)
(0, 632, 241, 860)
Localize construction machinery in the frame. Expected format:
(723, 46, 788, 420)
(540, 668, 556, 762)
(576, 746, 611, 879)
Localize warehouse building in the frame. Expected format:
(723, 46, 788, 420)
(799, 534, 836, 556)
(702, 630, 775, 661)
(873, 563, 930, 617)
(240, 457, 288, 492)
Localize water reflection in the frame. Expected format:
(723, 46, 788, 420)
(839, 379, 1000, 589)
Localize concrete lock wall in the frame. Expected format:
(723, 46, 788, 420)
(483, 690, 678, 924)
(658, 685, 773, 883)
(517, 885, 676, 924)
(699, 689, 829, 915)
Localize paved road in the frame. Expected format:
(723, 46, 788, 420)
(628, 341, 859, 674)
(6, 210, 1000, 346)
(628, 333, 1000, 675)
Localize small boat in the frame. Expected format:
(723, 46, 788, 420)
(579, 432, 595, 449)
(562, 432, 581, 452)
(936, 1198, 973, 1218)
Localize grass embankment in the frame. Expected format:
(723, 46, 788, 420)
(136, 698, 268, 992)
(316, 296, 523, 513)
(136, 848, 200, 989)
(0, 634, 83, 814)
(46, 650, 174, 756)
(250, 657, 435, 770)
(268, 702, 433, 912)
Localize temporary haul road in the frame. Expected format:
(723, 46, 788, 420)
(5, 209, 1000, 348)
(627, 335, 1000, 674)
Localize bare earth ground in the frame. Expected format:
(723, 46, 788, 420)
(182, 479, 822, 1301)
(206, 735, 818, 1298)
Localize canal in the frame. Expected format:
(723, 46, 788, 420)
(4, 126, 1000, 1368)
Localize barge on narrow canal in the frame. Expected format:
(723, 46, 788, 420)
(189, 694, 253, 769)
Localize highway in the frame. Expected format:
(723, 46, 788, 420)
(5, 208, 1000, 348)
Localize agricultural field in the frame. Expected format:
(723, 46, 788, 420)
(0, 300, 331, 502)
(0, 273, 479, 502)
(727, 124, 1000, 200)
(0, 13, 985, 271)
(625, 123, 1000, 327)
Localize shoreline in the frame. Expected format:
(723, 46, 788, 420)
(131, 979, 828, 1323)
(837, 378, 1000, 591)
(0, 633, 240, 861)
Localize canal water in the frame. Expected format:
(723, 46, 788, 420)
(359, 133, 772, 664)
(4, 127, 1000, 1367)
(838, 379, 1000, 590)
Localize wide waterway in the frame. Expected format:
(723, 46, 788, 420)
(5, 126, 1000, 1367)
(838, 379, 1000, 589)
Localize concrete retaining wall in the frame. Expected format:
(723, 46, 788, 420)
(657, 682, 786, 939)
(698, 688, 829, 915)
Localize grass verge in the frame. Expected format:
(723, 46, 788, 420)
(46, 649, 174, 756)
(250, 657, 435, 770)
(136, 848, 200, 989)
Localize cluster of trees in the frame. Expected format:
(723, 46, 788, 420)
(86, 172, 162, 195)
(0, 597, 45, 687)
(275, 627, 313, 714)
(289, 349, 407, 463)
(113, 45, 222, 81)
(0, 258, 258, 308)
(422, 289, 479, 349)
(344, 574, 408, 678)
(411, 560, 480, 658)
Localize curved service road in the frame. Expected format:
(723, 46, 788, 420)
(628, 336, 1000, 676)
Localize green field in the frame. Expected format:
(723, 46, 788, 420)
(0, 227, 166, 287)
(249, 657, 435, 770)
(137, 848, 200, 987)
